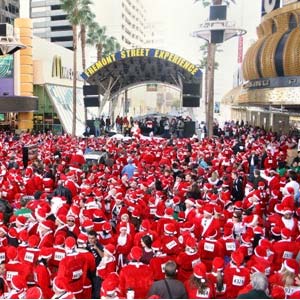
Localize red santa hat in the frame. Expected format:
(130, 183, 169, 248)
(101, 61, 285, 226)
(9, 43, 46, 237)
(286, 186, 294, 195)
(164, 207, 174, 218)
(102, 222, 112, 232)
(193, 262, 207, 281)
(185, 237, 197, 250)
(11, 276, 27, 291)
(243, 214, 258, 227)
(254, 245, 268, 258)
(77, 233, 88, 245)
(212, 257, 224, 272)
(271, 226, 281, 237)
(233, 201, 243, 211)
(25, 287, 43, 299)
(56, 214, 67, 225)
(101, 275, 119, 297)
(283, 259, 299, 274)
(82, 219, 94, 230)
(6, 246, 18, 260)
(54, 234, 65, 246)
(128, 246, 143, 261)
(203, 204, 214, 216)
(40, 220, 54, 232)
(231, 250, 244, 267)
(185, 198, 195, 206)
(271, 285, 286, 299)
(104, 244, 115, 256)
(151, 240, 161, 251)
(65, 237, 76, 250)
(164, 223, 176, 235)
(16, 215, 27, 227)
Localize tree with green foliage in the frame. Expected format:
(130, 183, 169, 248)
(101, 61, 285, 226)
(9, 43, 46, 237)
(60, 0, 94, 136)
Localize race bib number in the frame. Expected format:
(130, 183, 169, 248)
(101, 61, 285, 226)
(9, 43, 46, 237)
(54, 251, 65, 261)
(166, 240, 177, 250)
(283, 251, 293, 259)
(232, 275, 245, 286)
(204, 242, 215, 252)
(72, 269, 83, 280)
(192, 258, 201, 268)
(196, 288, 210, 298)
(24, 252, 34, 263)
(247, 247, 253, 256)
(285, 286, 300, 296)
(226, 242, 236, 251)
(6, 271, 18, 281)
(0, 252, 5, 262)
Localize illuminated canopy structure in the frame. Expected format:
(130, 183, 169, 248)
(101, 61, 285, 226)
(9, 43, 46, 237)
(81, 48, 202, 99)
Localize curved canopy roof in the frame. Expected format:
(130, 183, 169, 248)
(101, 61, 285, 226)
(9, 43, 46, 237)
(81, 48, 202, 97)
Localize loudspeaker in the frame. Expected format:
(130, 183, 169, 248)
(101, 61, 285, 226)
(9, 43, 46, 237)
(209, 5, 227, 21)
(182, 95, 200, 107)
(211, 30, 225, 43)
(84, 96, 99, 107)
(183, 83, 200, 96)
(184, 121, 196, 138)
(83, 85, 99, 96)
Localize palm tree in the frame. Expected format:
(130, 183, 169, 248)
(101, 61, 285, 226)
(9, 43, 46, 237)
(194, 0, 235, 136)
(87, 23, 108, 61)
(102, 36, 121, 57)
(61, 0, 93, 136)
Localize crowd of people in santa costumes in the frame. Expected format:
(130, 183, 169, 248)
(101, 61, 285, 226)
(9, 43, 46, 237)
(0, 122, 300, 298)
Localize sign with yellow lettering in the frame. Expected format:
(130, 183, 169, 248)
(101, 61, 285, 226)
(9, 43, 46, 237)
(81, 48, 202, 80)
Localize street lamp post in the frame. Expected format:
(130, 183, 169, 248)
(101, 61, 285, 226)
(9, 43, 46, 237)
(192, 5, 246, 137)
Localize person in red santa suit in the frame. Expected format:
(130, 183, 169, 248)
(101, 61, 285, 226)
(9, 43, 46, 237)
(98, 222, 116, 246)
(269, 258, 300, 298)
(156, 207, 178, 237)
(206, 257, 227, 299)
(56, 237, 85, 297)
(118, 246, 153, 299)
(223, 250, 250, 299)
(76, 233, 96, 299)
(65, 214, 80, 239)
(33, 247, 54, 299)
(272, 227, 299, 272)
(184, 198, 196, 223)
(37, 220, 54, 248)
(198, 228, 225, 272)
(184, 262, 215, 299)
(160, 223, 181, 258)
(5, 275, 27, 299)
(52, 276, 76, 299)
(115, 222, 133, 268)
(273, 204, 299, 240)
(133, 219, 158, 247)
(48, 235, 66, 279)
(97, 244, 117, 281)
(176, 236, 201, 283)
(149, 240, 173, 281)
(115, 213, 135, 239)
(197, 204, 220, 239)
(5, 246, 30, 286)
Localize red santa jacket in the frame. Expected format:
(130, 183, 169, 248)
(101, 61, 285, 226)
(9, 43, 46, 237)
(57, 252, 85, 295)
(176, 250, 201, 282)
(119, 262, 153, 299)
(149, 254, 173, 281)
(33, 262, 54, 299)
(184, 279, 215, 299)
(223, 264, 250, 299)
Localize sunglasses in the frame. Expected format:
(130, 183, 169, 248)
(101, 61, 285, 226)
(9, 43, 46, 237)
(67, 220, 75, 223)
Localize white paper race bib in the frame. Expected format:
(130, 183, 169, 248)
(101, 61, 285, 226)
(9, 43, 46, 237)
(283, 251, 293, 259)
(232, 275, 245, 286)
(0, 252, 5, 262)
(72, 269, 83, 280)
(226, 242, 236, 251)
(54, 251, 65, 261)
(6, 271, 18, 281)
(204, 242, 215, 252)
(150, 208, 157, 215)
(196, 288, 210, 298)
(284, 286, 300, 296)
(166, 240, 177, 250)
(24, 252, 34, 263)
